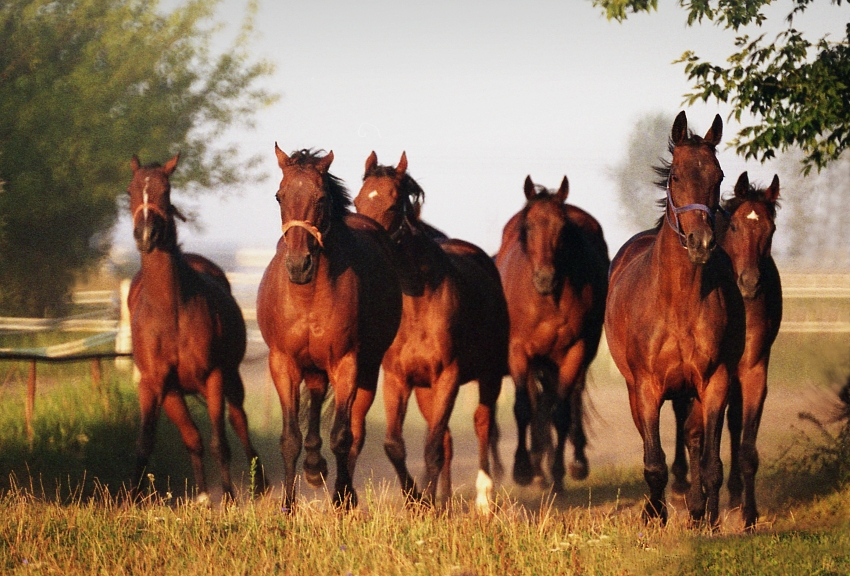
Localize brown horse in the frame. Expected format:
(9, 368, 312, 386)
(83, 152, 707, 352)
(605, 111, 744, 525)
(256, 147, 402, 509)
(495, 175, 609, 491)
(127, 154, 266, 501)
(671, 171, 782, 529)
(353, 151, 509, 512)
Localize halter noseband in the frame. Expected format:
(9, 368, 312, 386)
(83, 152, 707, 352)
(665, 175, 724, 248)
(132, 179, 171, 225)
(282, 220, 325, 248)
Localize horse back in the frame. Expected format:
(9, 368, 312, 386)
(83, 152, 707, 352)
(440, 238, 510, 378)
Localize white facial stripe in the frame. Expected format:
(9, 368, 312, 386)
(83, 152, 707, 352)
(368, 190, 378, 199)
(746, 210, 759, 221)
(143, 177, 150, 220)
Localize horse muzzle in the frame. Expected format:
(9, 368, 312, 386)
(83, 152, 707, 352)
(134, 221, 161, 253)
(737, 268, 761, 299)
(532, 267, 556, 295)
(285, 253, 314, 285)
(685, 228, 716, 265)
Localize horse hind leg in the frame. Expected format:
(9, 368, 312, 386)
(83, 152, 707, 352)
(566, 372, 590, 482)
(223, 370, 268, 496)
(205, 368, 235, 501)
(302, 372, 329, 489)
(671, 395, 694, 495)
(512, 382, 534, 486)
(473, 373, 503, 514)
(161, 390, 209, 501)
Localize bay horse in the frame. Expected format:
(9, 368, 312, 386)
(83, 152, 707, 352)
(353, 151, 509, 513)
(605, 111, 744, 525)
(495, 175, 609, 492)
(127, 154, 266, 501)
(256, 147, 402, 509)
(671, 171, 782, 529)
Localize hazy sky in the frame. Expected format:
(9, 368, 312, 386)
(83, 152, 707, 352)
(112, 0, 849, 260)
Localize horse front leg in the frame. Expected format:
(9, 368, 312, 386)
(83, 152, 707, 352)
(738, 363, 768, 530)
(509, 349, 535, 486)
(382, 370, 420, 502)
(269, 350, 302, 512)
(303, 372, 329, 488)
(133, 381, 163, 501)
(726, 375, 744, 509)
(630, 376, 667, 523)
(417, 366, 460, 507)
(682, 396, 706, 523)
(557, 345, 590, 486)
(700, 366, 730, 527)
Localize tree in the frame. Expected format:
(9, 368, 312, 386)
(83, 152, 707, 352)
(0, 0, 276, 316)
(607, 111, 674, 233)
(593, 0, 849, 174)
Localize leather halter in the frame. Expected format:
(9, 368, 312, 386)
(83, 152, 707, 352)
(282, 219, 324, 248)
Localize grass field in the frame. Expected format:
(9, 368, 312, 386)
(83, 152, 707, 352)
(0, 328, 848, 574)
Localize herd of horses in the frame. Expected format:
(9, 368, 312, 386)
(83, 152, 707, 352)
(126, 111, 782, 530)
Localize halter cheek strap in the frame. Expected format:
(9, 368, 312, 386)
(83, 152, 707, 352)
(282, 220, 324, 248)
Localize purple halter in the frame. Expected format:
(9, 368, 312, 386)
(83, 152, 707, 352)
(665, 176, 722, 248)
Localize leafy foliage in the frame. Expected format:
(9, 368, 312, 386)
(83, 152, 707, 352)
(0, 0, 276, 315)
(593, 0, 850, 174)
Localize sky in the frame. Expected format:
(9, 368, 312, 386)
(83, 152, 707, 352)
(112, 0, 849, 262)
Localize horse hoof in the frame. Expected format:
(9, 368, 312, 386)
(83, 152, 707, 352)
(333, 488, 358, 510)
(568, 461, 589, 481)
(512, 454, 534, 486)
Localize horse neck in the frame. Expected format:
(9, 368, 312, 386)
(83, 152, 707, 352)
(652, 224, 706, 290)
(395, 225, 450, 292)
(139, 248, 182, 313)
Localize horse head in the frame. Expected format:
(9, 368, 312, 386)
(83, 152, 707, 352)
(718, 172, 780, 299)
(354, 151, 422, 238)
(128, 153, 182, 254)
(520, 175, 570, 295)
(274, 145, 348, 285)
(664, 111, 724, 265)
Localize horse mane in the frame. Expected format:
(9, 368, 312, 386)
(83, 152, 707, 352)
(363, 162, 426, 219)
(288, 149, 352, 219)
(721, 181, 780, 220)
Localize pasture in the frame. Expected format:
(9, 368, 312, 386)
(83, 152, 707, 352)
(0, 291, 848, 574)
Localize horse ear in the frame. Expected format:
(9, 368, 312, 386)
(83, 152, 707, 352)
(164, 153, 180, 176)
(316, 150, 334, 173)
(705, 114, 723, 146)
(131, 155, 140, 172)
(734, 172, 749, 198)
(275, 143, 289, 169)
(671, 111, 688, 145)
(397, 151, 408, 175)
(765, 174, 780, 203)
(365, 151, 378, 174)
(556, 176, 569, 203)
(524, 175, 536, 200)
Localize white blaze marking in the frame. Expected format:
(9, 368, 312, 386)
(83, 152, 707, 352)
(143, 177, 150, 220)
(746, 210, 759, 221)
(368, 190, 379, 200)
